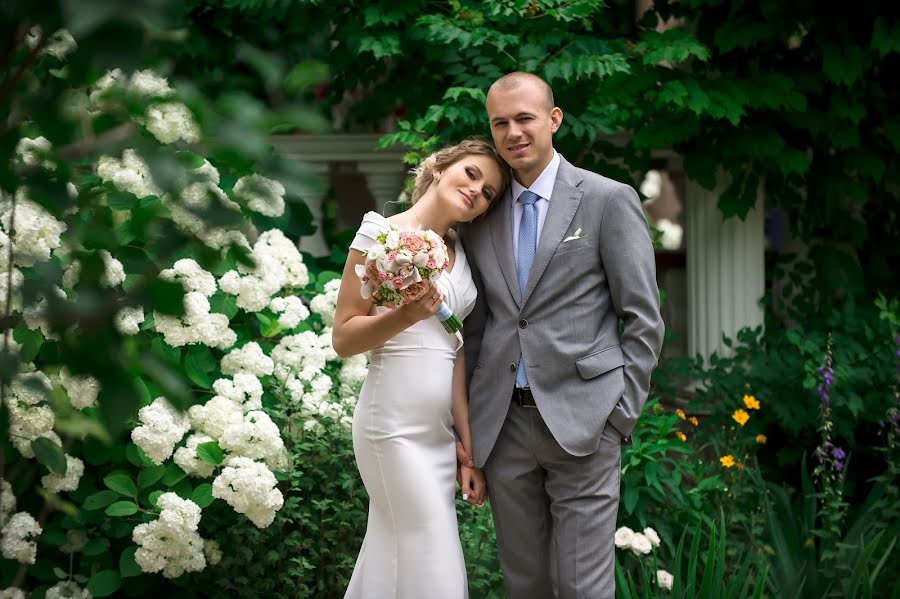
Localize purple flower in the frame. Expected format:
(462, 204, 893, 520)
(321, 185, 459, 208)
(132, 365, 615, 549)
(831, 447, 846, 460)
(834, 460, 844, 471)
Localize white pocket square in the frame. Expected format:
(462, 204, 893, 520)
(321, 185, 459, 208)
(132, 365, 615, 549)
(563, 228, 583, 242)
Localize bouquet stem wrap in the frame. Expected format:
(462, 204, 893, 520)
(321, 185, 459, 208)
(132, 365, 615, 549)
(435, 302, 462, 334)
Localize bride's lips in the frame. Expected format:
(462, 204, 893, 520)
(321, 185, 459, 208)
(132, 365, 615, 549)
(458, 190, 474, 208)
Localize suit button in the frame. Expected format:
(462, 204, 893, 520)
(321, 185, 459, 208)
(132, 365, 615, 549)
(519, 319, 528, 328)
(509, 363, 516, 372)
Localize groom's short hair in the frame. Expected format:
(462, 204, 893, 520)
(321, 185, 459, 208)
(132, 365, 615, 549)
(488, 72, 555, 112)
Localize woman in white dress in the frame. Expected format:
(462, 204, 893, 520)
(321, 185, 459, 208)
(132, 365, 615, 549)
(333, 139, 508, 598)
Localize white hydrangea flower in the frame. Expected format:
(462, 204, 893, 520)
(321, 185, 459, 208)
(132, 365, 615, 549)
(62, 260, 81, 288)
(0, 512, 42, 564)
(145, 102, 200, 145)
(89, 68, 126, 105)
(153, 292, 236, 350)
(268, 296, 309, 329)
(218, 229, 307, 312)
(115, 305, 145, 335)
(187, 396, 243, 441)
(271, 331, 329, 383)
(45, 581, 91, 599)
(339, 353, 369, 396)
(100, 250, 125, 287)
(97, 149, 161, 199)
(286, 373, 345, 425)
(173, 434, 217, 479)
(128, 70, 174, 98)
(160, 259, 217, 297)
(643, 527, 661, 548)
(657, 569, 673, 591)
(0, 587, 25, 599)
(15, 136, 53, 168)
(57, 367, 101, 410)
(41, 455, 84, 494)
(131, 398, 190, 465)
(132, 493, 206, 578)
(212, 457, 283, 528)
(60, 529, 87, 554)
(220, 342, 274, 377)
(317, 328, 339, 362)
(0, 188, 67, 267)
(7, 395, 58, 458)
(10, 371, 52, 405)
(25, 27, 77, 60)
(309, 278, 341, 326)
(212, 373, 263, 411)
(233, 174, 286, 217)
(220, 411, 286, 470)
(203, 539, 222, 566)
(0, 479, 15, 526)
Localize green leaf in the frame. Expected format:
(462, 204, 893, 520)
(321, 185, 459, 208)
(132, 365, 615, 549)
(83, 490, 120, 511)
(83, 537, 110, 557)
(184, 345, 214, 389)
(106, 189, 138, 210)
(191, 483, 214, 508)
(105, 501, 138, 517)
(126, 442, 153, 467)
(104, 473, 137, 497)
(120, 545, 142, 578)
(87, 569, 122, 598)
(162, 463, 188, 486)
(138, 464, 166, 488)
(196, 441, 224, 466)
(32, 437, 67, 475)
(148, 490, 164, 506)
(623, 485, 639, 514)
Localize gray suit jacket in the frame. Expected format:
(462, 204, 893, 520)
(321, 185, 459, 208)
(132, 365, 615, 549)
(460, 154, 664, 468)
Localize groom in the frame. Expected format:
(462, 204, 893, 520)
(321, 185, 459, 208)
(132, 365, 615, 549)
(460, 72, 664, 598)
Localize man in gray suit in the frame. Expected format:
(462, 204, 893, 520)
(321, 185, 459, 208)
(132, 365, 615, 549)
(460, 72, 664, 598)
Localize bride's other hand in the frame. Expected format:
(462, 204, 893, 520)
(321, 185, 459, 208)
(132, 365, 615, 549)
(399, 285, 442, 324)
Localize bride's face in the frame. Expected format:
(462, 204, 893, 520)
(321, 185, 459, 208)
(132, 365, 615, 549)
(434, 154, 504, 222)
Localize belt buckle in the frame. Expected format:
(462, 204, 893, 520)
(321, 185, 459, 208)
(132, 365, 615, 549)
(514, 387, 537, 408)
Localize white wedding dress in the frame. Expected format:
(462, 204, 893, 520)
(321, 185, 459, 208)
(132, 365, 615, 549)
(344, 212, 476, 599)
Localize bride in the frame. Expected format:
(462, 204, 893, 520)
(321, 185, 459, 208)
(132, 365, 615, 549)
(332, 138, 508, 598)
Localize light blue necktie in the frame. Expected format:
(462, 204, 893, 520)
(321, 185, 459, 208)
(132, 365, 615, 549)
(515, 190, 539, 388)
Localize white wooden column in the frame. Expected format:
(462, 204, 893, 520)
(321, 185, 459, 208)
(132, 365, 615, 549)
(269, 134, 407, 255)
(686, 178, 765, 361)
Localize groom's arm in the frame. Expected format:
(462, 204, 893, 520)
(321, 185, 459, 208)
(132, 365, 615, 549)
(459, 225, 486, 386)
(598, 183, 665, 437)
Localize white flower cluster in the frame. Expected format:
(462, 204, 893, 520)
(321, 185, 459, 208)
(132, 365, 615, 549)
(132, 493, 206, 578)
(271, 331, 330, 383)
(115, 305, 146, 335)
(219, 229, 308, 311)
(203, 539, 223, 565)
(57, 366, 101, 410)
(219, 410, 287, 471)
(0, 512, 42, 564)
(41, 454, 85, 494)
(173, 434, 217, 479)
(268, 296, 309, 329)
(97, 149, 161, 199)
(131, 397, 191, 465)
(6, 370, 61, 458)
(309, 278, 341, 326)
(145, 102, 200, 145)
(211, 457, 283, 528)
(614, 525, 661, 557)
(0, 588, 25, 599)
(22, 286, 67, 338)
(339, 352, 368, 396)
(26, 27, 77, 60)
(0, 188, 67, 267)
(232, 174, 286, 217)
(0, 480, 14, 525)
(45, 581, 91, 599)
(154, 259, 236, 350)
(15, 136, 53, 169)
(100, 250, 126, 287)
(220, 342, 274, 377)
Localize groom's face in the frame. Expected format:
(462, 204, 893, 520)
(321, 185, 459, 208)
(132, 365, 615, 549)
(486, 81, 562, 184)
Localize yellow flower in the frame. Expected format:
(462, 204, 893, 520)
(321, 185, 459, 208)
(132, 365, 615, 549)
(732, 409, 750, 426)
(676, 431, 687, 442)
(743, 394, 760, 410)
(720, 455, 735, 468)
(689, 416, 699, 426)
(756, 434, 767, 444)
(676, 408, 686, 420)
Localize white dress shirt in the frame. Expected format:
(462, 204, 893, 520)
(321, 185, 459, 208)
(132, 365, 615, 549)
(510, 149, 561, 263)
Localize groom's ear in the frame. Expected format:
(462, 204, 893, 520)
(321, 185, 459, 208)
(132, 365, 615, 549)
(550, 107, 563, 133)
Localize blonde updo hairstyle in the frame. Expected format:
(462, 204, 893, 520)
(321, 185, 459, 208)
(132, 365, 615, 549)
(409, 138, 509, 207)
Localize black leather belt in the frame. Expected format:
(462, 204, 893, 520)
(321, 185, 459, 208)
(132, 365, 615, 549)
(511, 387, 538, 408)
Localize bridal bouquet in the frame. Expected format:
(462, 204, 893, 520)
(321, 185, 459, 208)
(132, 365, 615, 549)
(355, 226, 463, 334)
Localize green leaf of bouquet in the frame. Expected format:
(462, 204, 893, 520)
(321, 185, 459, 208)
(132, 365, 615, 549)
(105, 501, 139, 517)
(83, 490, 120, 511)
(196, 441, 224, 465)
(119, 545, 142, 578)
(191, 483, 214, 508)
(138, 464, 166, 488)
(104, 473, 137, 497)
(87, 569, 122, 598)
(32, 436, 67, 475)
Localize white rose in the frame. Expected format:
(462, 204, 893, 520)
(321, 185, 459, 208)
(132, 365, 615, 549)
(629, 533, 653, 556)
(657, 569, 673, 591)
(643, 527, 661, 548)
(614, 526, 636, 550)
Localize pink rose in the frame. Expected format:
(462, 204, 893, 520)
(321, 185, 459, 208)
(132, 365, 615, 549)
(426, 260, 437, 269)
(392, 276, 404, 289)
(399, 280, 428, 302)
(378, 272, 389, 282)
(400, 233, 427, 253)
(387, 250, 397, 261)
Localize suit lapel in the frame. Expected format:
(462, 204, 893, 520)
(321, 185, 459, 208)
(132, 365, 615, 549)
(488, 187, 521, 307)
(521, 158, 583, 306)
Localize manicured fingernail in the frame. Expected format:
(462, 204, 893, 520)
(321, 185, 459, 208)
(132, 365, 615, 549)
(462, 493, 468, 500)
